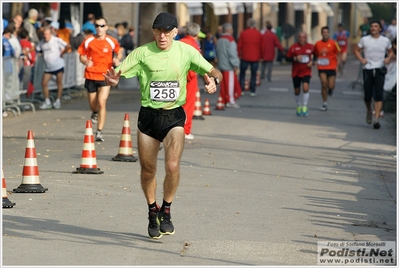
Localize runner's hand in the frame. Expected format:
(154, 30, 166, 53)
(113, 58, 120, 66)
(204, 73, 217, 94)
(103, 67, 121, 87)
(86, 57, 93, 68)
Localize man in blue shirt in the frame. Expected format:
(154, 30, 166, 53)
(82, 13, 96, 35)
(2, 26, 15, 57)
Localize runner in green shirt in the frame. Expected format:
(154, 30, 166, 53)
(359, 17, 370, 37)
(104, 12, 222, 239)
(114, 38, 212, 109)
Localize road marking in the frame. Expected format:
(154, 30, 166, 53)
(267, 88, 362, 96)
(269, 87, 289, 92)
(342, 91, 363, 96)
(268, 88, 320, 94)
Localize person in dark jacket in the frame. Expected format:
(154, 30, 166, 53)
(70, 23, 95, 50)
(260, 23, 285, 82)
(116, 23, 134, 58)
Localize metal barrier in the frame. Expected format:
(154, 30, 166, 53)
(32, 52, 81, 96)
(2, 52, 84, 116)
(2, 56, 35, 116)
(75, 52, 85, 88)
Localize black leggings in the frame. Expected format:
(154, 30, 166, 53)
(363, 69, 385, 102)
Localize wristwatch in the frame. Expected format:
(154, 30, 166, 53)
(210, 76, 220, 85)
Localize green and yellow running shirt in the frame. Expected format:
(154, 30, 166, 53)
(115, 40, 213, 109)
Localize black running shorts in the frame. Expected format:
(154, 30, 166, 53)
(44, 67, 64, 76)
(318, 69, 336, 77)
(84, 79, 108, 93)
(138, 106, 186, 142)
(363, 69, 385, 102)
(293, 75, 311, 88)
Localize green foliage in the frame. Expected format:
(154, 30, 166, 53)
(368, 3, 397, 22)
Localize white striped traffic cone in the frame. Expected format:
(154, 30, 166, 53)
(193, 88, 204, 120)
(202, 98, 212, 115)
(112, 113, 137, 162)
(2, 169, 16, 208)
(256, 71, 261, 86)
(244, 79, 250, 91)
(13, 130, 48, 193)
(215, 95, 225, 110)
(72, 120, 104, 174)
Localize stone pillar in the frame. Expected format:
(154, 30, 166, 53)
(138, 3, 163, 46)
(11, 3, 24, 17)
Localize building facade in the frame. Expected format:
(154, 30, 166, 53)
(3, 2, 375, 52)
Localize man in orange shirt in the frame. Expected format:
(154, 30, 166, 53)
(78, 17, 123, 141)
(314, 26, 341, 111)
(56, 20, 73, 53)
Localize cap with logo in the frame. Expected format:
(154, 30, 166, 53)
(198, 31, 206, 39)
(152, 12, 178, 31)
(66, 22, 74, 30)
(50, 21, 59, 30)
(82, 22, 96, 34)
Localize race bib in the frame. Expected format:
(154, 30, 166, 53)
(317, 58, 330, 66)
(150, 81, 180, 102)
(298, 55, 309, 63)
(338, 40, 346, 46)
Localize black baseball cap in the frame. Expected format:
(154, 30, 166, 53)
(152, 12, 178, 31)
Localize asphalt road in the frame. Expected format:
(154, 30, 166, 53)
(2, 55, 397, 266)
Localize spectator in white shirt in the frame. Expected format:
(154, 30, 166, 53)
(36, 27, 70, 110)
(386, 18, 397, 41)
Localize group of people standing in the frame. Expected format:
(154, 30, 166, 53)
(186, 20, 286, 110)
(209, 20, 286, 110)
(2, 9, 136, 141)
(2, 9, 91, 111)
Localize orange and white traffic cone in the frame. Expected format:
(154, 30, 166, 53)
(2, 169, 16, 208)
(202, 98, 212, 115)
(193, 88, 204, 120)
(13, 130, 48, 193)
(256, 71, 261, 86)
(215, 95, 225, 110)
(244, 79, 250, 91)
(112, 114, 137, 162)
(72, 120, 104, 174)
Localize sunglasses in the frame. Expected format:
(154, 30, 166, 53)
(95, 24, 106, 28)
(153, 28, 175, 36)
